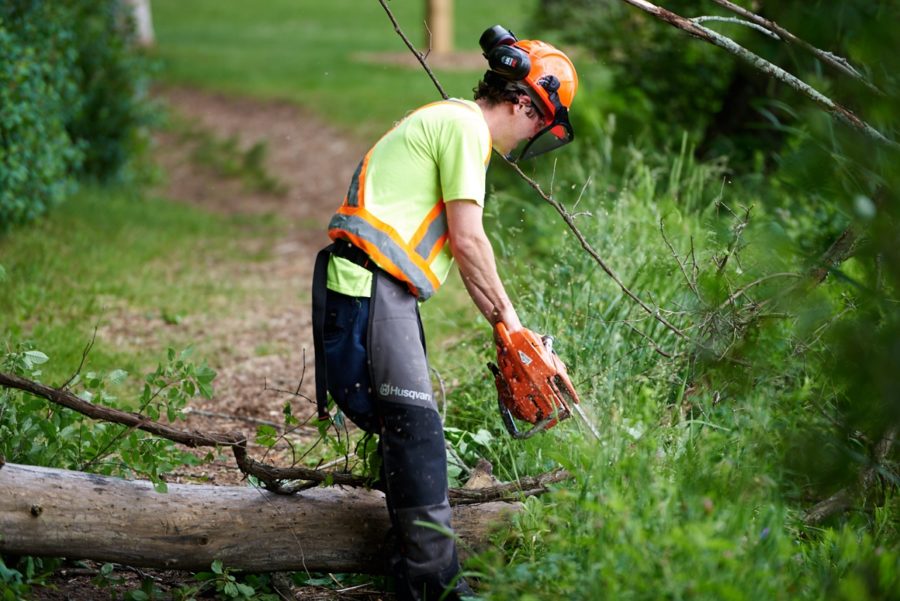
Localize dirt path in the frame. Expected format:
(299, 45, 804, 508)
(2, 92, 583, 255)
(35, 89, 388, 600)
(150, 86, 367, 485)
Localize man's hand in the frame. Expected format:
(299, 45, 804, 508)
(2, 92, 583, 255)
(445, 199, 523, 332)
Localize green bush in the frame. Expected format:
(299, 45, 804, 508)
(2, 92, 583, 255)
(0, 1, 152, 230)
(0, 4, 82, 228)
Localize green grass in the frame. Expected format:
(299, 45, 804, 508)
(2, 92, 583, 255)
(151, 0, 538, 138)
(0, 185, 265, 384)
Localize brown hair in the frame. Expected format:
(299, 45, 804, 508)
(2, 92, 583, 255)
(473, 71, 530, 106)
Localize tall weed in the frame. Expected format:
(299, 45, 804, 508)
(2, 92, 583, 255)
(448, 124, 899, 598)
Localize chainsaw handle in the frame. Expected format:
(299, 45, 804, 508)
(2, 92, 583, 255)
(493, 321, 513, 347)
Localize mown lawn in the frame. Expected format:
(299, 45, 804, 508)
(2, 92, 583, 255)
(151, 0, 538, 137)
(0, 186, 267, 384)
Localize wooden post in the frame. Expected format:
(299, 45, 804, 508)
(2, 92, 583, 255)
(123, 0, 155, 47)
(426, 0, 453, 55)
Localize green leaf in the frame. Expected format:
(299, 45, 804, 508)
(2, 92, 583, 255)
(235, 583, 255, 597)
(108, 369, 128, 385)
(23, 350, 48, 366)
(223, 581, 238, 597)
(195, 365, 216, 384)
(255, 425, 277, 448)
(471, 428, 494, 446)
(211, 559, 223, 575)
(0, 265, 6, 283)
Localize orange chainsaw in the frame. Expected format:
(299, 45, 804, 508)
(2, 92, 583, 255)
(487, 322, 600, 440)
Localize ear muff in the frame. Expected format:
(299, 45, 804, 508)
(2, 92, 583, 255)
(480, 25, 531, 81)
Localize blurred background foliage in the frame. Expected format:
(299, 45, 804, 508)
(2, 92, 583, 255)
(2, 0, 899, 599)
(0, 0, 154, 229)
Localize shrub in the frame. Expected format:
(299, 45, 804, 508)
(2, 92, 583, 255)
(0, 1, 152, 230)
(0, 3, 82, 228)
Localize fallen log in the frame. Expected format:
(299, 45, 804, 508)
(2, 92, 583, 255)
(0, 462, 518, 573)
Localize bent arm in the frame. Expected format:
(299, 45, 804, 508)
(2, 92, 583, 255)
(445, 199, 522, 332)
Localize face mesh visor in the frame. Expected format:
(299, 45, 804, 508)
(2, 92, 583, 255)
(508, 106, 574, 162)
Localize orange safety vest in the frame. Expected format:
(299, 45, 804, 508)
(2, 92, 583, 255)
(328, 148, 449, 301)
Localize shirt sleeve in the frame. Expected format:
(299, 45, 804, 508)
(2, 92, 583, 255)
(436, 106, 491, 207)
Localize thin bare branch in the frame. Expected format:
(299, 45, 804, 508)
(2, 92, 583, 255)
(716, 204, 751, 275)
(660, 218, 701, 301)
(624, 322, 675, 359)
(184, 407, 287, 430)
(376, 0, 448, 100)
(718, 272, 802, 310)
(61, 326, 99, 390)
(691, 15, 779, 40)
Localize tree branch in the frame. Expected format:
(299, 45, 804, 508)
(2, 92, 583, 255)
(710, 0, 882, 93)
(617, 0, 897, 148)
(376, 0, 448, 100)
(690, 15, 779, 40)
(0, 372, 572, 504)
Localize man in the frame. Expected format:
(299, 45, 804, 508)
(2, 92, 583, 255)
(310, 25, 578, 601)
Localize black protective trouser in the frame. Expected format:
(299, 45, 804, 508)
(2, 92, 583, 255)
(312, 243, 469, 601)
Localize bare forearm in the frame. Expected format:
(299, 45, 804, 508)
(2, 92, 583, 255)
(446, 199, 522, 331)
(452, 233, 521, 330)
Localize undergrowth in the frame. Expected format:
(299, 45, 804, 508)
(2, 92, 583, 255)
(428, 110, 900, 599)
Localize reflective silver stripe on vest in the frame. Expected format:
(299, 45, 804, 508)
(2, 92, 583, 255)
(346, 160, 364, 207)
(329, 212, 437, 300)
(413, 209, 448, 260)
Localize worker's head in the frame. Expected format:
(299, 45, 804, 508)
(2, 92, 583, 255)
(474, 25, 578, 162)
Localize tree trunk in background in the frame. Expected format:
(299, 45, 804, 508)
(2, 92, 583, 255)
(0, 462, 518, 573)
(124, 0, 155, 47)
(426, 0, 453, 55)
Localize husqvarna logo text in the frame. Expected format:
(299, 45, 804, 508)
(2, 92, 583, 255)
(379, 382, 432, 402)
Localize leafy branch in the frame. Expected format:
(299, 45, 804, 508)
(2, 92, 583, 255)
(0, 369, 570, 504)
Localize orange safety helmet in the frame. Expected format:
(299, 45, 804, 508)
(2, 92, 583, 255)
(480, 25, 578, 161)
(515, 39, 578, 124)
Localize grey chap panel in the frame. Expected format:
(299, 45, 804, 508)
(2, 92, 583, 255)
(368, 271, 436, 411)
